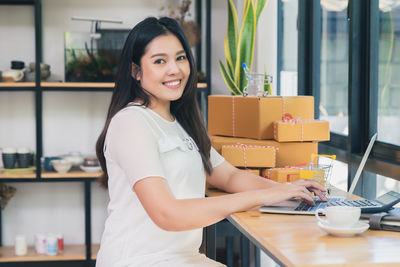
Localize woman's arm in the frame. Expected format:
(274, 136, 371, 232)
(134, 175, 317, 232)
(207, 161, 278, 192)
(207, 161, 327, 200)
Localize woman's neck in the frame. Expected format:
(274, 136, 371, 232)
(149, 100, 174, 122)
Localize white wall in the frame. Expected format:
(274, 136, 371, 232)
(0, 6, 35, 73)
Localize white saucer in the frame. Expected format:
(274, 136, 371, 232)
(318, 221, 369, 237)
(80, 165, 101, 173)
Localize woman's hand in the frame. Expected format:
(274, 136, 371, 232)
(258, 182, 317, 206)
(291, 179, 327, 202)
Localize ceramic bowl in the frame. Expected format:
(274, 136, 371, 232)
(80, 165, 101, 173)
(51, 159, 72, 173)
(43, 156, 61, 171)
(62, 152, 83, 166)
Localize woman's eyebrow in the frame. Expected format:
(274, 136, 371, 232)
(150, 50, 186, 58)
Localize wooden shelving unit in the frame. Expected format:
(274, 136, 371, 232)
(0, 245, 86, 262)
(0, 82, 36, 91)
(0, 81, 207, 89)
(41, 82, 114, 88)
(91, 244, 100, 260)
(41, 170, 101, 179)
(0, 171, 101, 179)
(0, 82, 36, 87)
(0, 0, 211, 265)
(0, 173, 36, 179)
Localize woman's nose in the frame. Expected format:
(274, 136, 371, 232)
(166, 61, 180, 75)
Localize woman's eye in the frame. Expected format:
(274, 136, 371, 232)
(154, 59, 166, 64)
(177, 55, 187, 61)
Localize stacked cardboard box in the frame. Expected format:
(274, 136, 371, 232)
(208, 95, 330, 185)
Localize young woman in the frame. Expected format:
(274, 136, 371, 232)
(95, 17, 326, 267)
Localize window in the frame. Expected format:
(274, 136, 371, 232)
(377, 174, 400, 196)
(319, 3, 349, 135)
(296, 1, 400, 194)
(378, 4, 400, 145)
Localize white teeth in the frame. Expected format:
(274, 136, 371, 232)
(164, 80, 180, 86)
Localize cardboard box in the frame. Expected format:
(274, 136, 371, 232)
(261, 168, 300, 183)
(273, 120, 330, 142)
(208, 95, 314, 140)
(211, 135, 317, 167)
(221, 144, 276, 168)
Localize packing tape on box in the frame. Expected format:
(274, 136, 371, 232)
(276, 113, 305, 141)
(226, 143, 278, 168)
(232, 96, 236, 137)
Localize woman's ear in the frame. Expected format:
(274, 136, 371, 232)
(131, 63, 141, 80)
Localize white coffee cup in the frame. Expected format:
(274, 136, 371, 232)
(2, 69, 24, 82)
(315, 206, 361, 228)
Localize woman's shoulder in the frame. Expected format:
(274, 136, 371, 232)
(115, 103, 148, 117)
(111, 104, 151, 127)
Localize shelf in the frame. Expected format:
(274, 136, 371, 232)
(0, 82, 36, 87)
(41, 82, 114, 88)
(0, 82, 36, 91)
(41, 82, 114, 92)
(0, 172, 36, 179)
(0, 171, 101, 180)
(0, 82, 207, 91)
(91, 244, 100, 260)
(41, 170, 102, 179)
(0, 0, 35, 6)
(197, 82, 207, 88)
(0, 0, 36, 5)
(0, 245, 86, 262)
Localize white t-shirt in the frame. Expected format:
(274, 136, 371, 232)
(96, 104, 225, 267)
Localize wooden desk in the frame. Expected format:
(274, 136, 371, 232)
(207, 188, 400, 266)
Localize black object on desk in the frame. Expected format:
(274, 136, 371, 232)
(329, 191, 400, 213)
(361, 208, 400, 232)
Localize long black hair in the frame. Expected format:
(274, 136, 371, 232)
(96, 17, 212, 188)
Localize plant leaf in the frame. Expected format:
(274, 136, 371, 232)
(219, 60, 241, 95)
(255, 0, 268, 25)
(224, 0, 239, 74)
(226, 58, 234, 79)
(235, 0, 256, 91)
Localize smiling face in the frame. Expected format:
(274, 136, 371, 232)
(135, 33, 191, 111)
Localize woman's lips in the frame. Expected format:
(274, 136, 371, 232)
(163, 79, 181, 89)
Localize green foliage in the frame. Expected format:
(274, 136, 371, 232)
(220, 0, 268, 95)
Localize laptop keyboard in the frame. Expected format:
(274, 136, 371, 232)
(294, 197, 382, 212)
(328, 199, 380, 208)
(294, 197, 344, 212)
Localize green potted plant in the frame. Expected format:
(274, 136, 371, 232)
(219, 0, 269, 95)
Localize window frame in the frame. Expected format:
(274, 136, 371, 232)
(295, 0, 400, 194)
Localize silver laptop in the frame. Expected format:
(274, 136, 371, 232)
(259, 133, 378, 215)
